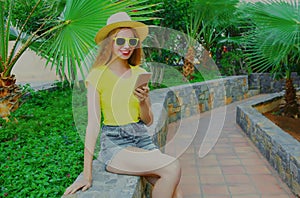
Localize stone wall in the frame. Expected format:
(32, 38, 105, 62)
(249, 72, 300, 93)
(236, 93, 300, 196)
(63, 75, 251, 198)
(150, 76, 253, 150)
(162, 76, 252, 123)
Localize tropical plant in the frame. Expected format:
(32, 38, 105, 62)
(183, 0, 239, 80)
(147, 0, 190, 31)
(9, 0, 65, 35)
(0, 0, 62, 122)
(240, 0, 300, 118)
(0, 0, 159, 121)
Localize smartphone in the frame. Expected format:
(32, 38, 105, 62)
(134, 72, 152, 89)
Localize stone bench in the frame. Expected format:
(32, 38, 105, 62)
(63, 161, 146, 198)
(62, 76, 253, 198)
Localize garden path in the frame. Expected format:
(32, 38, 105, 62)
(166, 97, 296, 198)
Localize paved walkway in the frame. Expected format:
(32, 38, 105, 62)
(166, 97, 296, 198)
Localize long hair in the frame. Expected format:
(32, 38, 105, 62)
(92, 27, 143, 68)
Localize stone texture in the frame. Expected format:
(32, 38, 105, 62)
(249, 72, 300, 93)
(236, 93, 300, 196)
(62, 161, 142, 198)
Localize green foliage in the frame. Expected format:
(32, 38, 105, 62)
(137, 0, 245, 77)
(145, 48, 180, 65)
(0, 0, 65, 76)
(9, 0, 64, 36)
(182, 0, 247, 78)
(186, 0, 240, 50)
(146, 0, 190, 31)
(218, 49, 249, 76)
(239, 0, 300, 78)
(0, 85, 84, 197)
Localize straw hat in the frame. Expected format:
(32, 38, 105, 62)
(95, 12, 149, 44)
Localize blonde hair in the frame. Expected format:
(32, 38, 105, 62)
(92, 28, 143, 68)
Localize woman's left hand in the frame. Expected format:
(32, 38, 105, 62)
(134, 86, 149, 102)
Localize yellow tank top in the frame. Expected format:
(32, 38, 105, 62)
(85, 65, 147, 125)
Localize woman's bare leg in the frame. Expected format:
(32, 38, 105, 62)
(173, 187, 184, 198)
(145, 176, 183, 198)
(106, 147, 182, 198)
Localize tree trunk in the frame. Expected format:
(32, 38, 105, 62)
(0, 72, 22, 122)
(183, 46, 195, 80)
(202, 50, 212, 70)
(284, 78, 299, 118)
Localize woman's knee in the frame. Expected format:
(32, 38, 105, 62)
(160, 158, 181, 182)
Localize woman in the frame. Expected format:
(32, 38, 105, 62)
(64, 12, 183, 198)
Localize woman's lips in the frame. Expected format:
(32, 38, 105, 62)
(120, 50, 130, 56)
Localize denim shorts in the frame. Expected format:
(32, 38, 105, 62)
(98, 121, 158, 168)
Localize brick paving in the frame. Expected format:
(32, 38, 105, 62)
(165, 98, 296, 198)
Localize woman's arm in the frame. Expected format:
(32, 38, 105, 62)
(64, 84, 101, 195)
(134, 86, 153, 126)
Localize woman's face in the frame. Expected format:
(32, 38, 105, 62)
(112, 28, 138, 61)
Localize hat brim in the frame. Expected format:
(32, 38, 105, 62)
(95, 21, 148, 44)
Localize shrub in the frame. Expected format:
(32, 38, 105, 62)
(0, 84, 84, 198)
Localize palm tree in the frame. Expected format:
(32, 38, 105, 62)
(183, 0, 239, 80)
(240, 0, 300, 118)
(0, 0, 58, 121)
(0, 0, 159, 121)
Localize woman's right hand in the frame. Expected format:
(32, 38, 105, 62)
(63, 178, 92, 195)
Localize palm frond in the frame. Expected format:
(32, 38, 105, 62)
(242, 0, 300, 74)
(0, 1, 6, 71)
(186, 0, 240, 49)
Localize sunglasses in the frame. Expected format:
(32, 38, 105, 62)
(113, 37, 139, 47)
